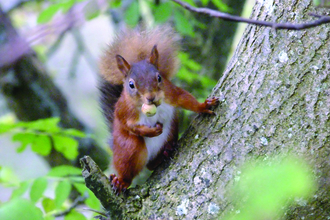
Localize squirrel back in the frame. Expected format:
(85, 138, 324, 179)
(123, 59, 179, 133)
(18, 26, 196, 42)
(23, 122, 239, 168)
(99, 26, 180, 85)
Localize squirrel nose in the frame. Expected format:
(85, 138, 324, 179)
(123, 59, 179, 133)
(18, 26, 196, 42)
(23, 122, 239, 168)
(146, 95, 155, 104)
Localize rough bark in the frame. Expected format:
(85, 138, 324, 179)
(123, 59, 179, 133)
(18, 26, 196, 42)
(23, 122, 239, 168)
(82, 0, 330, 219)
(0, 8, 109, 170)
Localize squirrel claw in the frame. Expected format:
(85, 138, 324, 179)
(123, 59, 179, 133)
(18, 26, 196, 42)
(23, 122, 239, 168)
(205, 97, 219, 106)
(109, 174, 127, 194)
(201, 97, 219, 114)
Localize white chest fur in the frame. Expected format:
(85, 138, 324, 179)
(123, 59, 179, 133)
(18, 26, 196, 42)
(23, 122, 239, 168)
(138, 103, 175, 162)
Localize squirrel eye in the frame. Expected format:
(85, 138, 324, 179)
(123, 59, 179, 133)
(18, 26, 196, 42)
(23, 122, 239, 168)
(157, 74, 162, 83)
(129, 81, 135, 89)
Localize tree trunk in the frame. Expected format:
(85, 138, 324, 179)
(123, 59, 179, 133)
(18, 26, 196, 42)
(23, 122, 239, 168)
(82, 0, 330, 219)
(0, 7, 109, 170)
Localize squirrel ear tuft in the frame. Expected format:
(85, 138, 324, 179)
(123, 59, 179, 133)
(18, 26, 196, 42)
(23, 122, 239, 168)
(116, 55, 131, 77)
(149, 45, 159, 68)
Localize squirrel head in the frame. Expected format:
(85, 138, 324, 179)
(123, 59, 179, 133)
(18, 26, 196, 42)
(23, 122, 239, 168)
(116, 45, 165, 107)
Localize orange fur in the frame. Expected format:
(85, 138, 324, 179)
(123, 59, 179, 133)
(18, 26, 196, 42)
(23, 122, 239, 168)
(100, 26, 219, 193)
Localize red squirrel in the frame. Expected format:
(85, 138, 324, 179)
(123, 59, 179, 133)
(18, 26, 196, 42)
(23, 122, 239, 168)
(99, 26, 219, 192)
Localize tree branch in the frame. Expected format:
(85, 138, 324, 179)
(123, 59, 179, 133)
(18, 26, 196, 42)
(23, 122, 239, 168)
(80, 156, 151, 219)
(172, 0, 330, 30)
(80, 156, 124, 219)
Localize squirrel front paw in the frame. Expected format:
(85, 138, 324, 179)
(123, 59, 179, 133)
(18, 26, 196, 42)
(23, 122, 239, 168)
(144, 122, 163, 137)
(200, 97, 219, 114)
(154, 122, 163, 136)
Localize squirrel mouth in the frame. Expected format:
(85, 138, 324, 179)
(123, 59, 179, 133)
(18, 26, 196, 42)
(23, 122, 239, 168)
(144, 101, 161, 107)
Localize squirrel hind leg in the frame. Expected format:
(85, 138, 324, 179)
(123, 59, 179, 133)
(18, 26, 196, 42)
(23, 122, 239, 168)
(111, 135, 148, 193)
(146, 140, 177, 170)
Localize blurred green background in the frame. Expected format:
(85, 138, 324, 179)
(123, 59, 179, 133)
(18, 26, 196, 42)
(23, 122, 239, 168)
(1, 1, 316, 220)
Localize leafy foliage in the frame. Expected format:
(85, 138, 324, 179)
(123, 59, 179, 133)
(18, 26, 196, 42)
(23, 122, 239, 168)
(124, 1, 140, 26)
(0, 114, 99, 219)
(0, 117, 85, 160)
(37, 0, 85, 23)
(0, 164, 99, 220)
(30, 177, 48, 203)
(0, 198, 44, 220)
(31, 0, 221, 106)
(177, 52, 217, 99)
(55, 180, 72, 208)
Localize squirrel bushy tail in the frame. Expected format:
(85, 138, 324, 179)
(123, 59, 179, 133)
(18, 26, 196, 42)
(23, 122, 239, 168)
(99, 25, 180, 85)
(99, 80, 122, 130)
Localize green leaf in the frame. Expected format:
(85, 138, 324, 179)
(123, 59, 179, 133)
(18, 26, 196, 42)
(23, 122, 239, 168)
(0, 115, 16, 134)
(68, 176, 85, 183)
(0, 167, 20, 186)
(177, 67, 194, 84)
(18, 117, 61, 133)
(31, 134, 52, 156)
(44, 216, 55, 220)
(109, 0, 121, 8)
(174, 10, 194, 37)
(83, 0, 100, 20)
(73, 183, 100, 210)
(32, 45, 47, 63)
(0, 198, 43, 220)
(200, 0, 210, 6)
(12, 132, 36, 153)
(73, 183, 88, 194)
(64, 210, 87, 220)
(30, 177, 48, 203)
(37, 4, 62, 24)
(53, 135, 79, 160)
(55, 180, 72, 208)
(154, 2, 172, 23)
(60, 0, 75, 13)
(211, 0, 230, 12)
(42, 197, 56, 214)
(125, 1, 140, 27)
(181, 0, 197, 6)
(61, 129, 86, 138)
(11, 181, 29, 199)
(183, 58, 202, 71)
(177, 52, 216, 89)
(85, 190, 100, 210)
(0, 123, 14, 134)
(47, 165, 82, 177)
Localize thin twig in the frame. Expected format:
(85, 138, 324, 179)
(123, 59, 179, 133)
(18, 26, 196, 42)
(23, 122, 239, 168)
(83, 208, 107, 216)
(172, 0, 330, 30)
(53, 194, 88, 217)
(71, 28, 98, 74)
